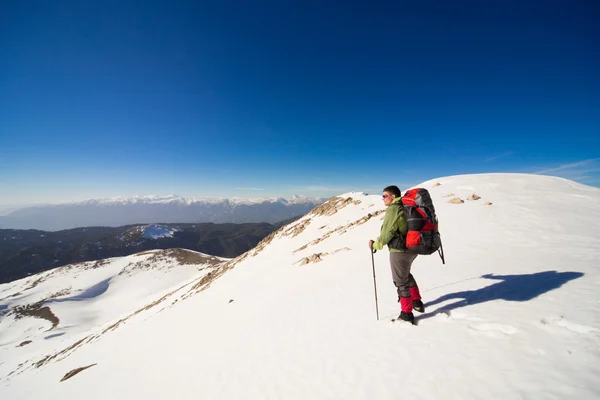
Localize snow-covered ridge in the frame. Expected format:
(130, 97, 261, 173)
(52, 194, 327, 207)
(117, 224, 180, 241)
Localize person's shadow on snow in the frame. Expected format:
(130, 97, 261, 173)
(421, 271, 584, 320)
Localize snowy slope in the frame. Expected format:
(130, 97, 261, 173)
(0, 249, 226, 383)
(1, 173, 599, 399)
(141, 224, 180, 239)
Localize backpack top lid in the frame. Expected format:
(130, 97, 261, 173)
(402, 188, 431, 207)
(401, 188, 438, 223)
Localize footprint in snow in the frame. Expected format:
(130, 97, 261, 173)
(540, 316, 600, 338)
(467, 323, 518, 338)
(427, 309, 486, 323)
(436, 311, 517, 338)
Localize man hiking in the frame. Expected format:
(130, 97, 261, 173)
(369, 185, 424, 324)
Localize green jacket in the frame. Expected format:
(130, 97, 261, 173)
(373, 197, 408, 252)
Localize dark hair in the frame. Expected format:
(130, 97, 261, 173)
(383, 185, 401, 197)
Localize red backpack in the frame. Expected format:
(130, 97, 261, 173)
(391, 188, 445, 263)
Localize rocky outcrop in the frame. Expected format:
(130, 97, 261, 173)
(308, 196, 361, 218)
(448, 197, 464, 204)
(297, 253, 328, 265)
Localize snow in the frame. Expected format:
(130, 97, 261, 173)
(63, 194, 327, 207)
(117, 224, 180, 241)
(0, 249, 226, 385)
(1, 173, 599, 399)
(142, 224, 179, 239)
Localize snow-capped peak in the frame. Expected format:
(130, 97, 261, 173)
(64, 194, 326, 207)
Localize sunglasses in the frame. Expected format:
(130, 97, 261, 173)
(382, 194, 392, 199)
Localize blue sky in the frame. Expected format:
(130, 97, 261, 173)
(1, 0, 598, 207)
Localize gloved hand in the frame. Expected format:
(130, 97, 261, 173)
(368, 240, 376, 253)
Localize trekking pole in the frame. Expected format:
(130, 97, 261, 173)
(438, 236, 446, 265)
(370, 248, 380, 321)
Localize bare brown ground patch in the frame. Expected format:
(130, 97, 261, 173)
(161, 248, 223, 265)
(281, 218, 312, 238)
(90, 259, 112, 269)
(60, 364, 97, 382)
(12, 301, 59, 330)
(296, 247, 350, 266)
(48, 288, 71, 298)
(332, 247, 351, 254)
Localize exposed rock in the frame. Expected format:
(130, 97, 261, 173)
(297, 253, 329, 265)
(308, 196, 361, 218)
(448, 197, 464, 204)
(433, 182, 442, 186)
(484, 201, 493, 206)
(17, 340, 32, 347)
(442, 193, 455, 198)
(467, 194, 481, 201)
(282, 218, 312, 238)
(60, 364, 97, 382)
(332, 247, 351, 254)
(228, 299, 234, 303)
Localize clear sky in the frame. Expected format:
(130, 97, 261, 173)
(1, 0, 598, 208)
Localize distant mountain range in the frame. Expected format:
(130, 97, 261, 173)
(0, 195, 327, 231)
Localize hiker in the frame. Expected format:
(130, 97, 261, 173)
(368, 185, 425, 324)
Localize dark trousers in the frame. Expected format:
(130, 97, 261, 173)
(389, 252, 419, 299)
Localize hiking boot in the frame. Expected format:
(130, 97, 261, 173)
(397, 311, 415, 325)
(412, 300, 425, 313)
